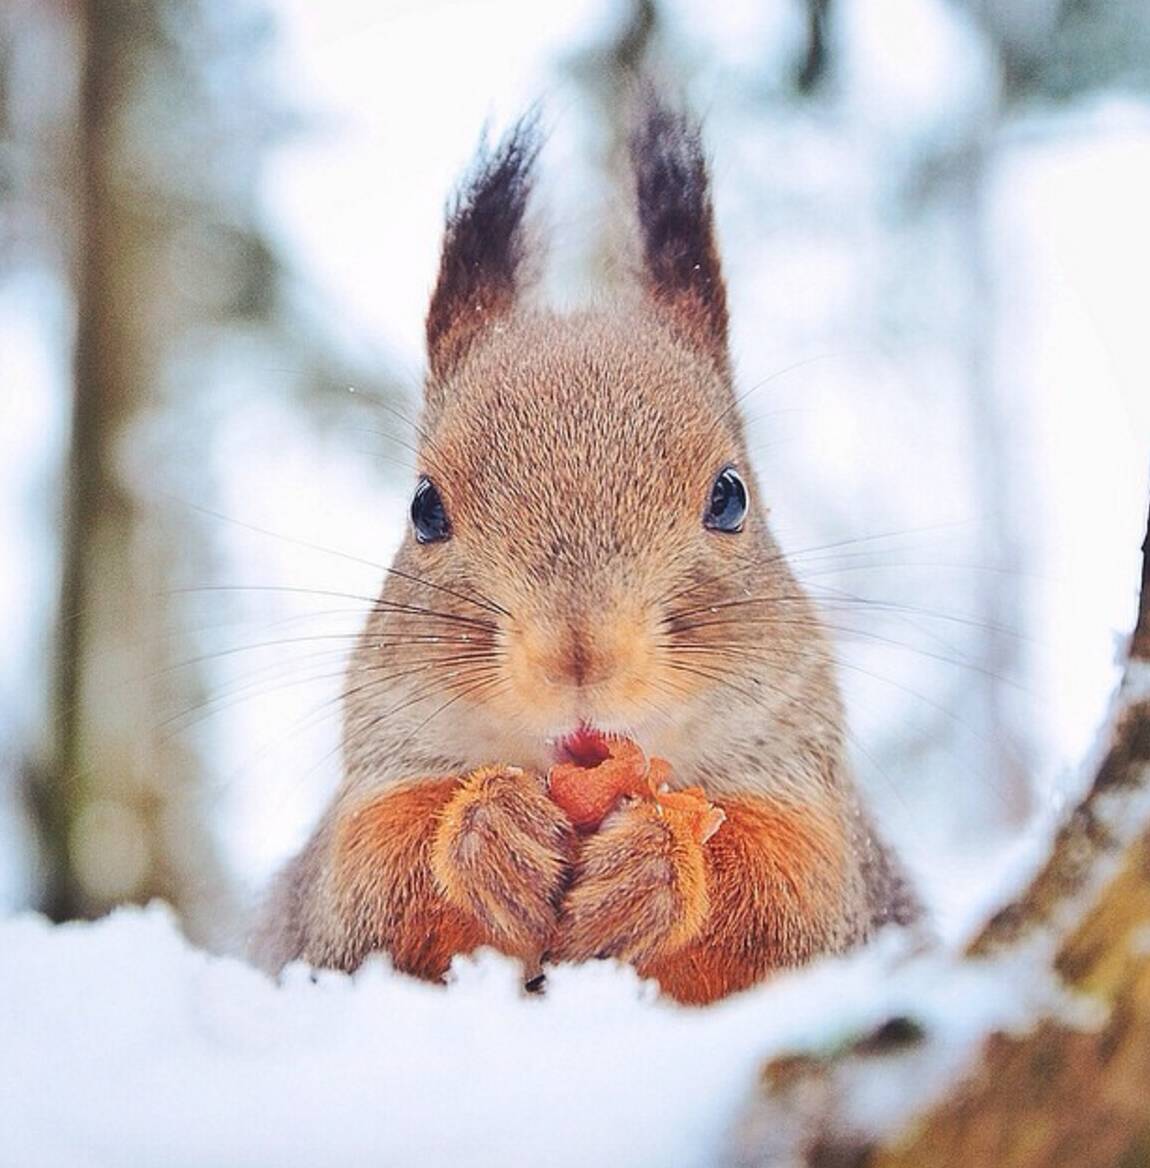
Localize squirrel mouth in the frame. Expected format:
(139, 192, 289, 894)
(551, 724, 614, 768)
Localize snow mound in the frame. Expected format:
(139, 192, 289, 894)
(0, 907, 1044, 1168)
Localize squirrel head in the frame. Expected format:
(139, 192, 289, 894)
(344, 97, 842, 789)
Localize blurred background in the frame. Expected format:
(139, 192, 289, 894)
(1, 0, 1148, 950)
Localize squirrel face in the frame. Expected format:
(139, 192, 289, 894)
(342, 101, 841, 791)
(414, 312, 760, 734)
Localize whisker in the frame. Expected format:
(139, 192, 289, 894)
(212, 660, 505, 797)
(171, 629, 495, 674)
(798, 582, 1024, 678)
(666, 637, 1019, 776)
(173, 583, 383, 606)
(665, 615, 1029, 692)
(165, 647, 503, 740)
(655, 518, 985, 613)
(669, 586, 1030, 645)
(664, 660, 762, 703)
(161, 664, 361, 738)
(166, 500, 512, 619)
(715, 349, 871, 428)
(671, 643, 919, 813)
(793, 558, 1047, 582)
(344, 384, 453, 478)
(779, 518, 981, 563)
(389, 675, 510, 758)
(665, 591, 812, 625)
(660, 644, 908, 805)
(337, 667, 505, 774)
(173, 583, 500, 633)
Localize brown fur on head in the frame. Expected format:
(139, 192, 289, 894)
(341, 96, 845, 804)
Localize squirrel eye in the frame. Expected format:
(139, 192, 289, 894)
(411, 476, 451, 544)
(705, 466, 748, 533)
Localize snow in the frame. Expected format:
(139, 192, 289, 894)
(0, 907, 1058, 1168)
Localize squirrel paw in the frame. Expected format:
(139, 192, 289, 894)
(430, 765, 576, 957)
(548, 796, 713, 967)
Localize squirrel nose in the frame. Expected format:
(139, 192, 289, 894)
(541, 624, 615, 690)
(505, 604, 656, 707)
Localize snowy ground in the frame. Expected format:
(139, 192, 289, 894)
(0, 906, 1056, 1168)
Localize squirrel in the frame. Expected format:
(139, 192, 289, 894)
(254, 95, 920, 1005)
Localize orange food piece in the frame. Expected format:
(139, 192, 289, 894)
(548, 734, 648, 831)
(547, 732, 725, 841)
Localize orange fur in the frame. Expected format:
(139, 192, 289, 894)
(328, 758, 851, 1001)
(333, 778, 484, 979)
(548, 796, 711, 966)
(330, 767, 575, 980)
(639, 795, 851, 1005)
(429, 765, 575, 964)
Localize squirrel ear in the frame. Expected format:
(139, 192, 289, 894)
(630, 96, 729, 372)
(425, 115, 541, 390)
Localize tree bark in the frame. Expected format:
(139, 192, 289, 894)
(735, 492, 1150, 1167)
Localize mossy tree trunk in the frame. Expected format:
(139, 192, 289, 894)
(735, 497, 1150, 1167)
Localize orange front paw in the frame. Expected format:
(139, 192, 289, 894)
(430, 765, 576, 960)
(548, 796, 713, 967)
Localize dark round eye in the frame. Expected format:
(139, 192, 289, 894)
(411, 476, 451, 544)
(705, 466, 748, 533)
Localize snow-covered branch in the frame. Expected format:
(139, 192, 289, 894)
(733, 498, 1150, 1167)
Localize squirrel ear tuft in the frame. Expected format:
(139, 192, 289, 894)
(630, 94, 729, 372)
(425, 114, 541, 388)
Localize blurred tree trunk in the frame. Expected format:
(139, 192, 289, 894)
(23, 0, 399, 937)
(34, 0, 226, 936)
(795, 0, 832, 93)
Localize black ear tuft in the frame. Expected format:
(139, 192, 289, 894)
(630, 95, 729, 369)
(425, 114, 542, 385)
